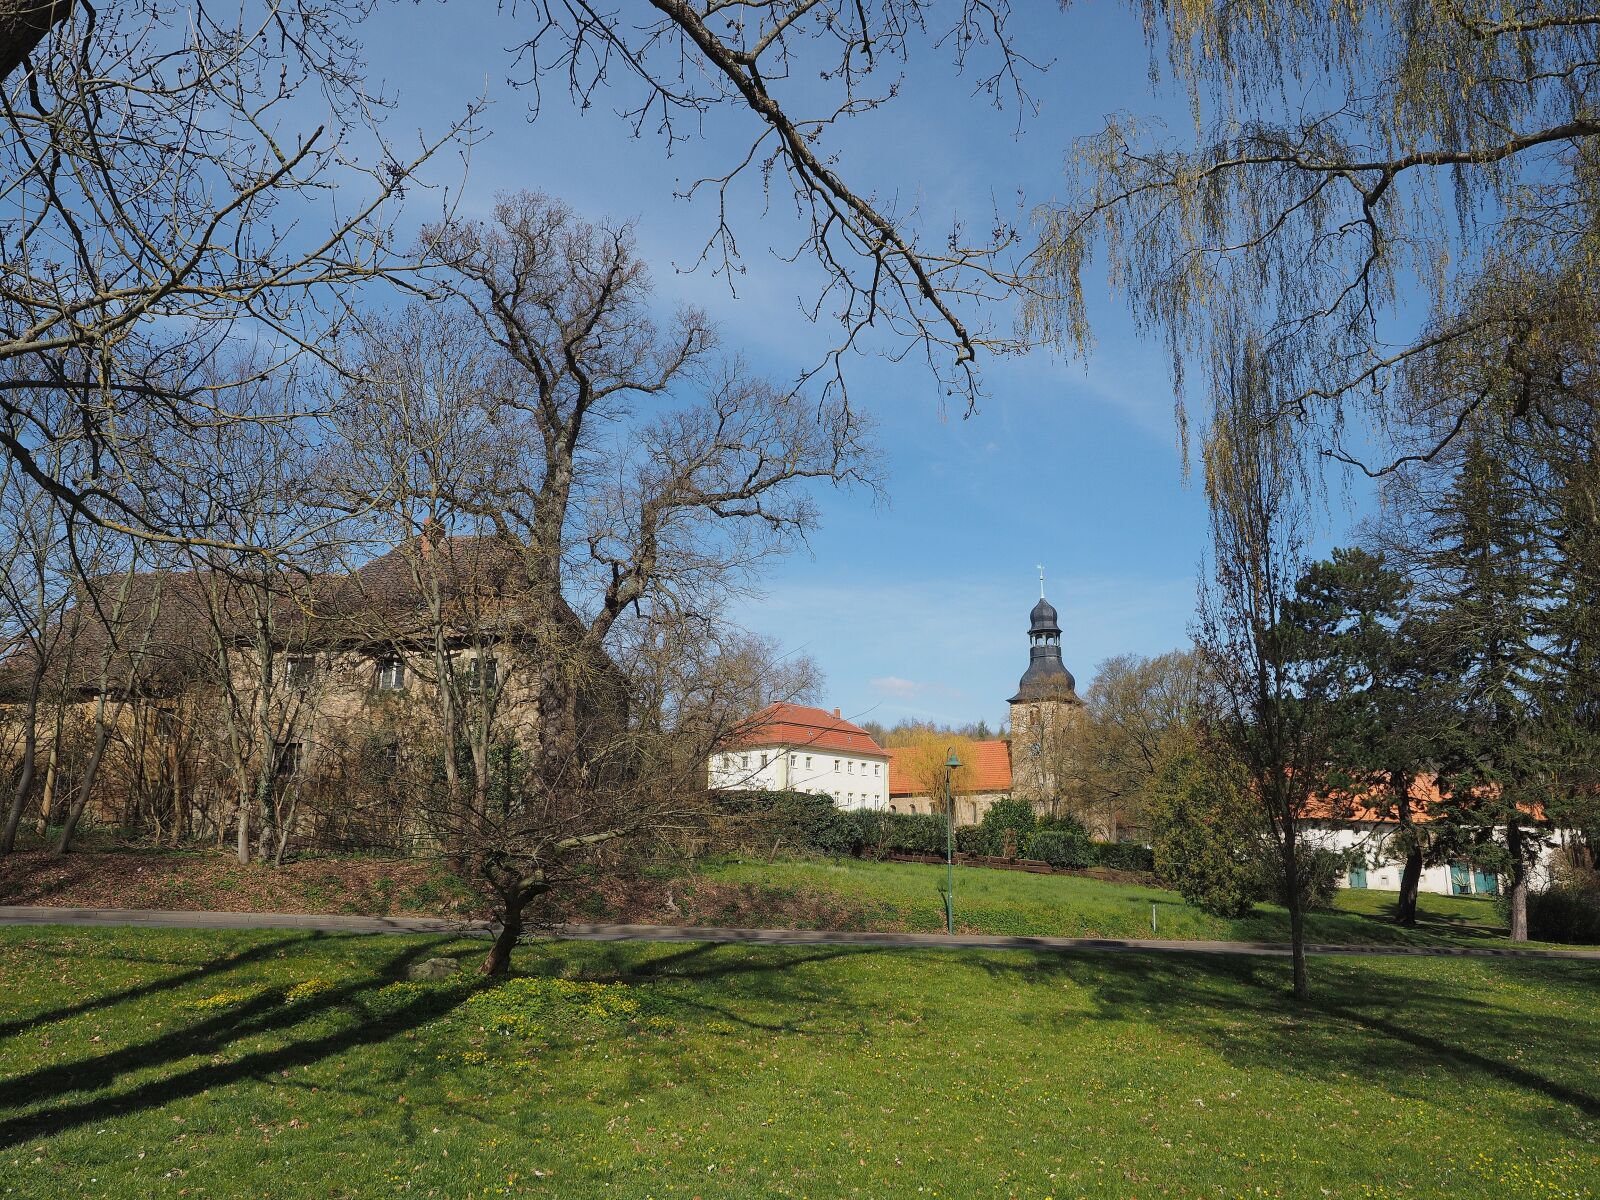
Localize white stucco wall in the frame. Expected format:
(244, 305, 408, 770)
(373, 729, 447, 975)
(709, 745, 891, 809)
(1299, 822, 1570, 895)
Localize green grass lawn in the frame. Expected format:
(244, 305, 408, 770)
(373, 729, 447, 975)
(681, 856, 1539, 947)
(2, 926, 1595, 1199)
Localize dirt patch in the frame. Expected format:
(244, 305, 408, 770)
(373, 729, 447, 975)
(0, 850, 485, 918)
(0, 849, 889, 931)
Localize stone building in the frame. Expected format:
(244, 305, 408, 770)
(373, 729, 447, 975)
(886, 590, 1086, 827)
(0, 531, 625, 841)
(1006, 594, 1085, 813)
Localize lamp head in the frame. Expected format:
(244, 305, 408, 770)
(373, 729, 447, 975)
(946, 752, 962, 771)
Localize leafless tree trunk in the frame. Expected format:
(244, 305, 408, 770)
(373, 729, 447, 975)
(1198, 333, 1327, 1001)
(53, 567, 163, 854)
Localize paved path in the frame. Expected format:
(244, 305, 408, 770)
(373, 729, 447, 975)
(2, 906, 1598, 960)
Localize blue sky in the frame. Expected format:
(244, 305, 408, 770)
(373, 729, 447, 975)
(351, 5, 1372, 729)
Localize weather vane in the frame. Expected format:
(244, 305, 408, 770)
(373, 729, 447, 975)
(1036, 563, 1045, 599)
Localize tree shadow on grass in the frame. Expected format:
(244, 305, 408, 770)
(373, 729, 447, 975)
(0, 935, 886, 1152)
(974, 951, 1600, 1129)
(0, 935, 478, 1149)
(0, 932, 323, 1040)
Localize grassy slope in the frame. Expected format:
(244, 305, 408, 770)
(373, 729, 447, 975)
(1, 926, 1595, 1199)
(684, 856, 1533, 946)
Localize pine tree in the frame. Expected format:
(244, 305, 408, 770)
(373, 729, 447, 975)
(1415, 439, 1553, 940)
(1284, 548, 1449, 925)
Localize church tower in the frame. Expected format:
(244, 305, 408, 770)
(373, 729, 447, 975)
(1007, 586, 1082, 809)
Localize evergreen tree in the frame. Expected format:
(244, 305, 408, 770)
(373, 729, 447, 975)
(1284, 548, 1449, 925)
(1531, 402, 1600, 870)
(1412, 438, 1553, 940)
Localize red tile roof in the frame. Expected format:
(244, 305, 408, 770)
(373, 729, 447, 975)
(1301, 774, 1545, 824)
(888, 739, 1012, 796)
(733, 703, 887, 757)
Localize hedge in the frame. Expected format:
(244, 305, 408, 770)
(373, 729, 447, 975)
(1022, 829, 1093, 869)
(712, 788, 1156, 873)
(1091, 842, 1156, 872)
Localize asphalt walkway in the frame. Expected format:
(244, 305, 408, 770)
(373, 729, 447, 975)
(2, 905, 1598, 960)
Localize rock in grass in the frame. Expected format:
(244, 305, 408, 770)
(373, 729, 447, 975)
(406, 957, 461, 981)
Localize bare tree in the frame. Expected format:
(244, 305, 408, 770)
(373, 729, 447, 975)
(335, 194, 874, 972)
(507, 2, 1044, 406)
(178, 394, 346, 865)
(1058, 650, 1204, 839)
(0, 450, 77, 850)
(1, 0, 467, 546)
(1197, 334, 1330, 1000)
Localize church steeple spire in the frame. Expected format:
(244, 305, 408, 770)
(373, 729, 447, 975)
(1007, 585, 1079, 704)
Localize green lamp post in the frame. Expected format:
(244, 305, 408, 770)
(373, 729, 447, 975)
(944, 749, 961, 935)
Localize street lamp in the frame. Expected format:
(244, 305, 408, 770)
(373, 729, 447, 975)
(944, 749, 962, 935)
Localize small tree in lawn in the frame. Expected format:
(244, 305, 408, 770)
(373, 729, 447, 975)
(337, 193, 873, 974)
(1148, 733, 1263, 919)
(1197, 334, 1332, 1000)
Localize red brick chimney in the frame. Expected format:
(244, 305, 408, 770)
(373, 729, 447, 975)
(418, 516, 445, 558)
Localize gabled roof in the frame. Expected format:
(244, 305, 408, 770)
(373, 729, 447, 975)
(0, 533, 586, 701)
(888, 738, 1013, 797)
(733, 703, 888, 757)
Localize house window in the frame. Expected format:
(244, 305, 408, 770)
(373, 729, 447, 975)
(466, 657, 499, 693)
(275, 741, 303, 777)
(376, 658, 405, 691)
(805, 756, 813, 769)
(284, 656, 316, 689)
(874, 763, 880, 776)
(760, 753, 769, 768)
(834, 759, 840, 772)
(741, 755, 750, 768)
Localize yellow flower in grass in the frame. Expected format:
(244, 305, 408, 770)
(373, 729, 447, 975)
(178, 988, 257, 1012)
(286, 977, 336, 1003)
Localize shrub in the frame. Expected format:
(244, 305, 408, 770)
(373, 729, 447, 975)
(880, 813, 947, 855)
(1511, 873, 1600, 945)
(978, 797, 1039, 857)
(1092, 842, 1156, 872)
(955, 825, 993, 856)
(1148, 744, 1262, 918)
(845, 809, 894, 858)
(1022, 828, 1093, 869)
(712, 789, 859, 857)
(1254, 844, 1353, 910)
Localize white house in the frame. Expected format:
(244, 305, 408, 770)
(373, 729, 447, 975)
(709, 703, 892, 810)
(1298, 778, 1571, 896)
